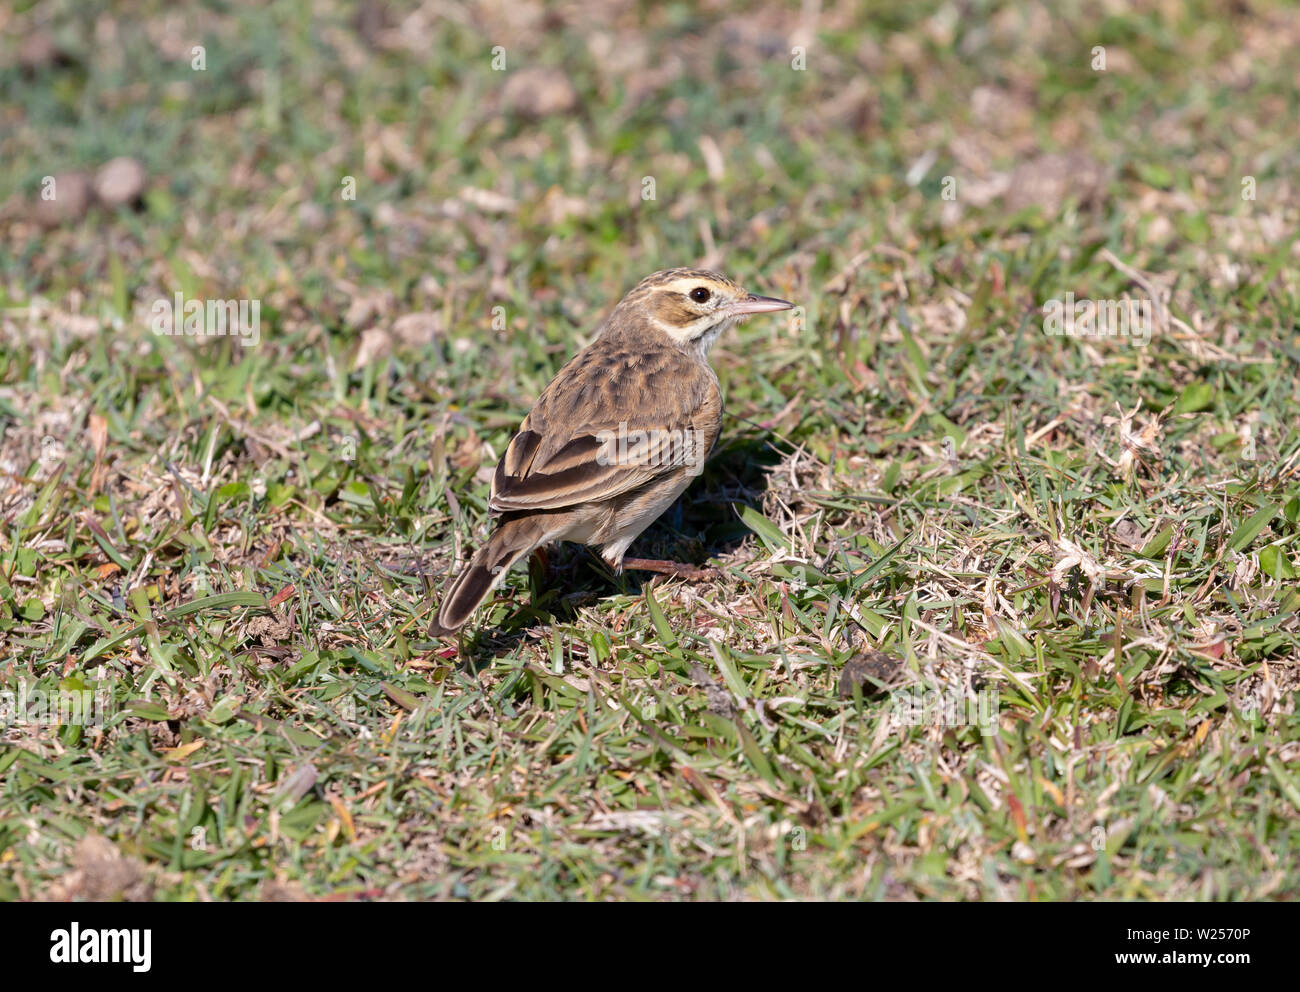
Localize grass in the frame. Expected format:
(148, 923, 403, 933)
(1, 0, 1298, 900)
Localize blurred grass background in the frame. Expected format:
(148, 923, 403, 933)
(1, 0, 1298, 900)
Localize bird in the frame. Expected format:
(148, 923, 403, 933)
(431, 267, 794, 635)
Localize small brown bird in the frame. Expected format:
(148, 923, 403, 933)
(432, 268, 794, 634)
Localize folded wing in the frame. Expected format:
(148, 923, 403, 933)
(489, 342, 720, 513)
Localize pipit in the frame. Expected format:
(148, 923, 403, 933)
(431, 268, 794, 634)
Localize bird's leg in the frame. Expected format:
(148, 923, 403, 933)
(621, 557, 719, 581)
(527, 546, 555, 605)
(530, 546, 552, 579)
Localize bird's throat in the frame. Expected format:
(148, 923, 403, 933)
(689, 317, 733, 358)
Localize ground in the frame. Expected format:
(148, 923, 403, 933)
(1, 0, 1298, 900)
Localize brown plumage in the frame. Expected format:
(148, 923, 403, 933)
(432, 268, 794, 635)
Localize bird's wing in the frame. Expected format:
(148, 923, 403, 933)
(489, 342, 721, 513)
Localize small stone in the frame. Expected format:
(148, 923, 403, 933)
(93, 156, 147, 207)
(838, 649, 907, 698)
(1012, 840, 1037, 864)
(353, 0, 394, 48)
(502, 68, 578, 118)
(65, 834, 152, 901)
(392, 312, 441, 348)
(1005, 152, 1105, 213)
(30, 171, 94, 227)
(19, 32, 69, 72)
(297, 201, 327, 230)
(688, 661, 736, 717)
(1112, 518, 1145, 549)
(352, 326, 392, 370)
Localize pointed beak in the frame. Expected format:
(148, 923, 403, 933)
(728, 293, 795, 316)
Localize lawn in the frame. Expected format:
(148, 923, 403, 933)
(1, 0, 1298, 900)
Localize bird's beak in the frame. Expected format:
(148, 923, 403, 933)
(729, 293, 795, 316)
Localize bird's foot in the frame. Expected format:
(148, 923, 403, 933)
(620, 557, 719, 581)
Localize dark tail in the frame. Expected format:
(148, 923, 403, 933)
(431, 516, 546, 635)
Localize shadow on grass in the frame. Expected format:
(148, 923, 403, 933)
(450, 430, 786, 668)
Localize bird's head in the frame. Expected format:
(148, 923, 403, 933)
(613, 268, 794, 354)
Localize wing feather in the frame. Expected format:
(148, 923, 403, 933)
(489, 340, 720, 513)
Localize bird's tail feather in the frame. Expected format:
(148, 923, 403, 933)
(431, 515, 547, 635)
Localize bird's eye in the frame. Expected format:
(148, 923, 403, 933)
(689, 287, 711, 303)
